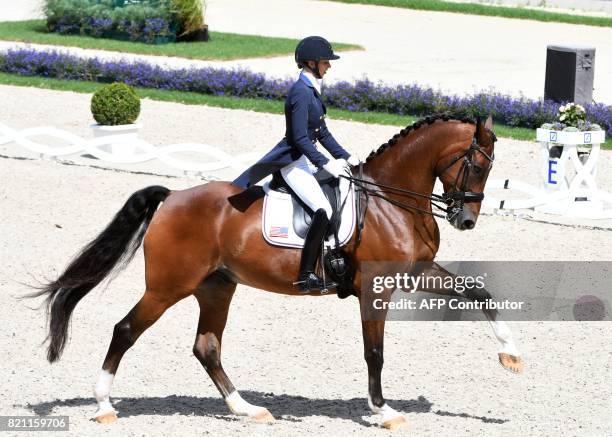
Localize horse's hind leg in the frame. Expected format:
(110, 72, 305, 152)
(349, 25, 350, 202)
(192, 273, 275, 423)
(93, 290, 181, 423)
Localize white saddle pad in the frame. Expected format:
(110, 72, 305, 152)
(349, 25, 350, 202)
(261, 177, 356, 249)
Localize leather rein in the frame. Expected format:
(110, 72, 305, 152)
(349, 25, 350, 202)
(343, 135, 494, 242)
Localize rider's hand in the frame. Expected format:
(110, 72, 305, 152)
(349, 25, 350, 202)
(347, 155, 360, 166)
(323, 159, 349, 179)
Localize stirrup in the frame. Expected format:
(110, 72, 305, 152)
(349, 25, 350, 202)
(294, 272, 338, 295)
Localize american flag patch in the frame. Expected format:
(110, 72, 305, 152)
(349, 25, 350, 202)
(269, 226, 289, 238)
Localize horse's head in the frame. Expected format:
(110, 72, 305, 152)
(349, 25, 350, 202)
(436, 116, 496, 230)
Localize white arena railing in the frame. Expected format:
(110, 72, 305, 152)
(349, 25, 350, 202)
(0, 122, 261, 176)
(484, 129, 611, 220)
(4, 121, 611, 220)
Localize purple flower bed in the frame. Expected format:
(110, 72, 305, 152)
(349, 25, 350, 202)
(50, 16, 175, 44)
(0, 48, 610, 136)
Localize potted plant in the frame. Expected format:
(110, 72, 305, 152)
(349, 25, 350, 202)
(90, 82, 142, 157)
(173, 0, 209, 42)
(536, 102, 606, 200)
(538, 102, 605, 147)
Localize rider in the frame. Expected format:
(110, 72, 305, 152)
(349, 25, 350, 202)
(233, 36, 359, 294)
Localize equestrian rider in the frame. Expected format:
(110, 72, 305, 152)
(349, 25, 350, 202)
(233, 36, 359, 294)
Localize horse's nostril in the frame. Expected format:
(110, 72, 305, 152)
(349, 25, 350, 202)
(463, 219, 475, 230)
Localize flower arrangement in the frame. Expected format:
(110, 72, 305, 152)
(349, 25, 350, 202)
(559, 103, 585, 125)
(540, 102, 603, 132)
(1, 48, 610, 137)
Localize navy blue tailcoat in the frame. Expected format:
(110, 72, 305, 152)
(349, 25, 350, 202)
(232, 75, 350, 188)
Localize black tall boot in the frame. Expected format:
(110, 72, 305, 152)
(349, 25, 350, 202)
(295, 208, 338, 294)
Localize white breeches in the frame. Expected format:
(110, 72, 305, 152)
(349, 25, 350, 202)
(280, 154, 333, 219)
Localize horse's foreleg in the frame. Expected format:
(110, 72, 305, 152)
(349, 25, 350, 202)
(361, 320, 409, 430)
(93, 290, 178, 423)
(483, 310, 523, 373)
(417, 262, 523, 373)
(193, 273, 274, 423)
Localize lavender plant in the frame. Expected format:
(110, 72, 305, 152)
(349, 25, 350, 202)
(0, 48, 609, 136)
(43, 0, 176, 44)
(143, 19, 173, 43)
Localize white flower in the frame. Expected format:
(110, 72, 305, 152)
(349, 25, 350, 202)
(559, 105, 566, 112)
(560, 114, 566, 121)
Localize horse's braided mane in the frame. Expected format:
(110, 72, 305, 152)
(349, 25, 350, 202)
(365, 114, 475, 162)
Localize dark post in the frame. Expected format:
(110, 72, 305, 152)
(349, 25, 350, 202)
(544, 45, 595, 105)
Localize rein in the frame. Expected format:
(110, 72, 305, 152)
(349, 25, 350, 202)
(344, 136, 495, 237)
(343, 174, 450, 218)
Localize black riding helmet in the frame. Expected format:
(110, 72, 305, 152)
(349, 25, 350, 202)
(295, 36, 339, 78)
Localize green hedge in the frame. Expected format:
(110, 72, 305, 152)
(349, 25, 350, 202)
(43, 0, 184, 44)
(91, 82, 141, 125)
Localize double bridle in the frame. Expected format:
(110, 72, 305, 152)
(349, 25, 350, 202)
(343, 135, 495, 231)
(437, 136, 495, 222)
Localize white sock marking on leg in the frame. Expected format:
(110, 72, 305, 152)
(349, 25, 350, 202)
(225, 391, 266, 417)
(488, 319, 521, 357)
(367, 394, 403, 423)
(93, 370, 116, 417)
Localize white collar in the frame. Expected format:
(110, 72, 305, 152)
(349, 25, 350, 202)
(300, 69, 322, 94)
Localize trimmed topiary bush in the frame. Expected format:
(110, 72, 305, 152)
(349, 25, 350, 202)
(91, 82, 141, 125)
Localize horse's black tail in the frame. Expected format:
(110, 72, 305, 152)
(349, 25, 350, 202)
(31, 185, 170, 363)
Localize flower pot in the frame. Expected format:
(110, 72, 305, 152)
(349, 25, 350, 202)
(91, 123, 143, 158)
(536, 128, 605, 146)
(177, 25, 210, 42)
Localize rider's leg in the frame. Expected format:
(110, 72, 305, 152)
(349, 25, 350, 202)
(296, 208, 335, 292)
(280, 156, 336, 293)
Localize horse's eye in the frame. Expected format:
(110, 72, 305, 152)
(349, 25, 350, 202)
(473, 166, 483, 175)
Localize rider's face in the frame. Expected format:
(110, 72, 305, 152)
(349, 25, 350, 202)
(308, 60, 331, 78)
(318, 60, 331, 76)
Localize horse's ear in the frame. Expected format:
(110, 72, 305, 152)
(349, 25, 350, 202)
(475, 115, 494, 144)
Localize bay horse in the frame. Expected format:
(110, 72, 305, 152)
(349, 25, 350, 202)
(33, 115, 522, 430)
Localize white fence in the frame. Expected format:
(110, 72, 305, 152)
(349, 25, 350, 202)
(0, 122, 260, 177)
(485, 129, 612, 219)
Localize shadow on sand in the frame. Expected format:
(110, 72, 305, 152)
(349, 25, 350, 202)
(23, 391, 508, 427)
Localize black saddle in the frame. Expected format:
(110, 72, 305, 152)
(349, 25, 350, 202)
(268, 171, 342, 239)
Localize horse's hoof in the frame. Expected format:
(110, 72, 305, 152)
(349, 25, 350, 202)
(94, 411, 117, 424)
(382, 415, 409, 431)
(499, 352, 524, 373)
(252, 409, 275, 424)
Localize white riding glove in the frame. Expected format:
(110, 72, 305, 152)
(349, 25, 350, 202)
(347, 155, 360, 166)
(323, 158, 349, 179)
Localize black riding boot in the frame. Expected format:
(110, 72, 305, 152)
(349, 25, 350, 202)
(295, 208, 338, 294)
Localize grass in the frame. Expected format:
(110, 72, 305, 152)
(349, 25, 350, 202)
(0, 20, 361, 60)
(324, 0, 612, 27)
(0, 72, 609, 148)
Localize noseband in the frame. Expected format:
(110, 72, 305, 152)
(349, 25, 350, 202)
(438, 136, 495, 222)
